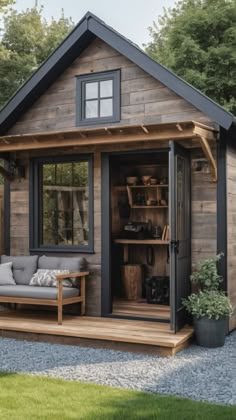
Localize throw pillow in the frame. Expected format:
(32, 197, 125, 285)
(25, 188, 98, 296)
(0, 262, 16, 285)
(29, 269, 72, 287)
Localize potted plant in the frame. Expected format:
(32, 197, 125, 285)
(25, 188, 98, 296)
(183, 254, 233, 348)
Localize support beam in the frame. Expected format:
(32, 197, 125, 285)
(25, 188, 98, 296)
(199, 136, 217, 181)
(141, 124, 149, 134)
(105, 128, 112, 135)
(0, 128, 197, 152)
(176, 123, 183, 132)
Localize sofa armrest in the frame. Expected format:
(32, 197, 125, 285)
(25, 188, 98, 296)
(55, 272, 89, 281)
(56, 272, 88, 324)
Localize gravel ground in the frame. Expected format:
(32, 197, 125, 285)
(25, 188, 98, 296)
(0, 332, 236, 406)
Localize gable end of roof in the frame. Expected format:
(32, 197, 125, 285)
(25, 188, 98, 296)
(0, 11, 235, 135)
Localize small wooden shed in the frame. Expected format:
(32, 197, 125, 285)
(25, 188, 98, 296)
(0, 11, 235, 334)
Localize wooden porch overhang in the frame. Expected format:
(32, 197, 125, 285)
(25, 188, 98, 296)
(0, 120, 219, 180)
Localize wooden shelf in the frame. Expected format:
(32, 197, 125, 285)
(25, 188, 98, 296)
(128, 184, 168, 188)
(114, 185, 168, 189)
(114, 239, 169, 245)
(126, 185, 168, 208)
(131, 206, 168, 209)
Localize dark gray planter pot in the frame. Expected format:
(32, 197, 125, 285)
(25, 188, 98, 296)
(193, 316, 228, 348)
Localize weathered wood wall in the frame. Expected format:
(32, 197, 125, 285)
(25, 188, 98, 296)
(7, 38, 212, 136)
(191, 150, 217, 265)
(227, 144, 236, 331)
(6, 37, 217, 317)
(8, 142, 217, 316)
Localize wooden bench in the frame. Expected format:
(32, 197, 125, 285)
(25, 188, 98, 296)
(0, 272, 89, 325)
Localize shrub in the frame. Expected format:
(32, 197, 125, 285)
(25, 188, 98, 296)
(183, 290, 233, 320)
(190, 253, 223, 290)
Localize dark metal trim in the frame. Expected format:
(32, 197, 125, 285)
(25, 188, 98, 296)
(0, 12, 234, 134)
(101, 152, 111, 316)
(3, 161, 10, 255)
(105, 314, 170, 323)
(29, 247, 95, 254)
(217, 128, 228, 291)
(29, 153, 94, 254)
(101, 147, 169, 320)
(76, 69, 121, 127)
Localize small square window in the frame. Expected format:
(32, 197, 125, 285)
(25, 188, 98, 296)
(85, 100, 99, 119)
(100, 80, 113, 98)
(100, 98, 113, 117)
(76, 70, 120, 126)
(85, 82, 98, 100)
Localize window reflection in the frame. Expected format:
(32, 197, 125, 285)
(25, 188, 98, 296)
(42, 161, 89, 246)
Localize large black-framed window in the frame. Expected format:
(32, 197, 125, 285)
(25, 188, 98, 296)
(30, 154, 94, 253)
(76, 70, 120, 126)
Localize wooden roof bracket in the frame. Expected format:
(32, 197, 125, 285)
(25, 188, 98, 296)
(193, 122, 218, 182)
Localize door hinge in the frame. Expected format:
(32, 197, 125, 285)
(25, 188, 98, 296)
(171, 240, 179, 253)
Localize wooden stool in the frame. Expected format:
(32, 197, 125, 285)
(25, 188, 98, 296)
(121, 264, 143, 300)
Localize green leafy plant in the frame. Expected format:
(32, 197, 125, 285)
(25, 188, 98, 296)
(190, 253, 223, 290)
(183, 253, 233, 321)
(183, 290, 233, 320)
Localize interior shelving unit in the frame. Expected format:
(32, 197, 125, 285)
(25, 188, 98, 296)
(126, 184, 168, 209)
(110, 153, 170, 321)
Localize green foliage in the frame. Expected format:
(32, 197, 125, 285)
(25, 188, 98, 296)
(183, 290, 233, 320)
(183, 253, 233, 320)
(145, 0, 236, 114)
(0, 0, 14, 14)
(0, 372, 236, 419)
(190, 253, 223, 290)
(0, 5, 74, 109)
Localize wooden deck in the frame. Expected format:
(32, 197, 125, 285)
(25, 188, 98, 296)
(0, 310, 193, 356)
(113, 300, 170, 320)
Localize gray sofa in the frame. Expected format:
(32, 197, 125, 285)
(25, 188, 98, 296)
(0, 255, 89, 324)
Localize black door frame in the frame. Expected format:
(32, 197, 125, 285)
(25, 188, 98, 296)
(101, 147, 175, 323)
(169, 141, 191, 332)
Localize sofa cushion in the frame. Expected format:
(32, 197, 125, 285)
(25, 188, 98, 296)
(29, 269, 72, 287)
(38, 256, 86, 272)
(1, 255, 39, 285)
(0, 285, 79, 299)
(0, 262, 16, 285)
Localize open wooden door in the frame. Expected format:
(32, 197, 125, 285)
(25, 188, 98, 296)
(169, 141, 191, 332)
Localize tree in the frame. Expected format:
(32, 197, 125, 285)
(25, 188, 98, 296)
(145, 0, 236, 114)
(0, 0, 14, 14)
(0, 5, 73, 109)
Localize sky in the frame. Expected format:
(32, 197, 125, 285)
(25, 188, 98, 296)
(13, 0, 176, 46)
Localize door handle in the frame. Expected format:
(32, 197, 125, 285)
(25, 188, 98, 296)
(171, 240, 179, 253)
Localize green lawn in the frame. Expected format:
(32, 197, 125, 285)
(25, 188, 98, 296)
(0, 372, 235, 419)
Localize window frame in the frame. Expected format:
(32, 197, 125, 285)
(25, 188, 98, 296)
(29, 154, 94, 253)
(76, 70, 121, 126)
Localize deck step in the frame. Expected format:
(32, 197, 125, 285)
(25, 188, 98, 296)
(0, 311, 193, 356)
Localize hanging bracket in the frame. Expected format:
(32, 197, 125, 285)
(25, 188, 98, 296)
(193, 122, 218, 182)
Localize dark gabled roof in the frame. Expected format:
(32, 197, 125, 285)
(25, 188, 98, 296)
(0, 11, 235, 134)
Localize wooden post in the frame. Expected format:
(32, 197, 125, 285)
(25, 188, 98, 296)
(81, 276, 86, 315)
(123, 244, 129, 263)
(57, 281, 63, 325)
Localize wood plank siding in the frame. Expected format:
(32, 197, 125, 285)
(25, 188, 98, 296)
(7, 38, 212, 136)
(191, 150, 217, 265)
(6, 37, 217, 317)
(227, 144, 236, 331)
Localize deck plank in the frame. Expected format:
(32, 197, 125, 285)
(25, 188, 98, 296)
(0, 311, 193, 354)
